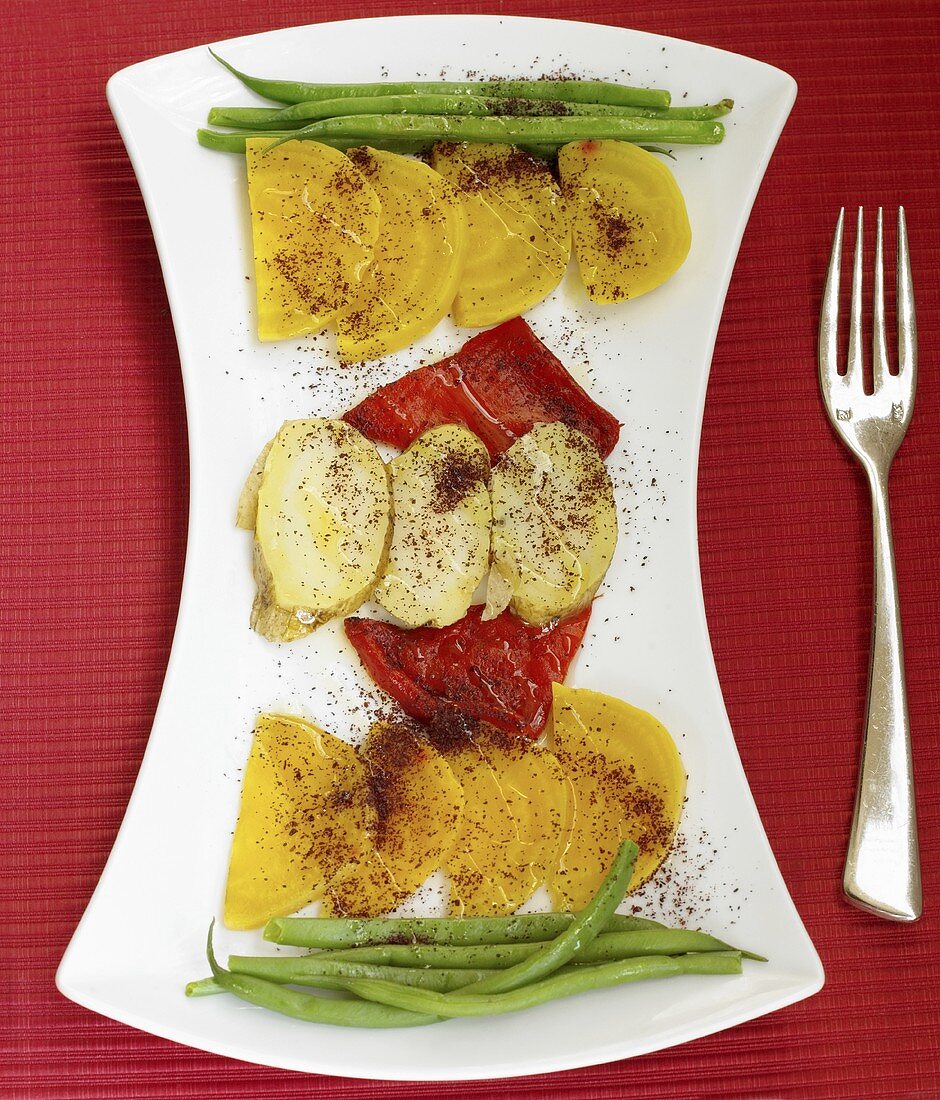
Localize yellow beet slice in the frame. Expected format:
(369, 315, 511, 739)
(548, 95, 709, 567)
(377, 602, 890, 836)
(245, 138, 381, 342)
(430, 142, 570, 327)
(548, 684, 686, 911)
(224, 714, 375, 930)
(335, 147, 467, 361)
(438, 725, 570, 916)
(325, 722, 465, 916)
(558, 139, 691, 302)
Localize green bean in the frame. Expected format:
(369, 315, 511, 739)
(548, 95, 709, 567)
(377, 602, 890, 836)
(467, 98, 731, 121)
(280, 114, 723, 148)
(195, 128, 430, 156)
(208, 96, 733, 130)
(207, 108, 307, 131)
(485, 97, 731, 120)
(188, 959, 498, 996)
(228, 956, 499, 992)
(568, 98, 733, 120)
(197, 128, 299, 151)
(569, 930, 765, 963)
(208, 95, 497, 129)
(308, 928, 754, 970)
(462, 839, 638, 996)
(572, 930, 766, 963)
(312, 942, 556, 969)
(519, 143, 562, 160)
(264, 910, 664, 949)
(209, 51, 671, 108)
(204, 923, 436, 1028)
(345, 952, 743, 1018)
(185, 976, 225, 997)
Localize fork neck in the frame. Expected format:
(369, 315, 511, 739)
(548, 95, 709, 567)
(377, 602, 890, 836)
(861, 455, 891, 498)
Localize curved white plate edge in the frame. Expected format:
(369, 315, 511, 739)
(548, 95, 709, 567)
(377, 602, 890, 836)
(54, 71, 203, 954)
(108, 12, 800, 92)
(56, 15, 823, 1078)
(55, 63, 220, 1008)
(679, 75, 826, 993)
(55, 970, 820, 1085)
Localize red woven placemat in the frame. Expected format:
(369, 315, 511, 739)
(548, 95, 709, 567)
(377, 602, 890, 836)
(3, 1, 938, 1096)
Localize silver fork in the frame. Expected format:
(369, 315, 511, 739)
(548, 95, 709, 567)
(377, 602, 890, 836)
(818, 207, 921, 921)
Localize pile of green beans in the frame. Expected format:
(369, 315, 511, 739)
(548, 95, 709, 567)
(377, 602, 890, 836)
(197, 51, 732, 155)
(192, 839, 763, 1029)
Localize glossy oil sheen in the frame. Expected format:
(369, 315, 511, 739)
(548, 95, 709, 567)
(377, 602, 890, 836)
(431, 142, 571, 326)
(548, 684, 687, 910)
(335, 147, 468, 360)
(224, 714, 374, 930)
(245, 139, 380, 340)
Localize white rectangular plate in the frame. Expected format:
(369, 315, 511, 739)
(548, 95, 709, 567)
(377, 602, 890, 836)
(58, 15, 820, 1080)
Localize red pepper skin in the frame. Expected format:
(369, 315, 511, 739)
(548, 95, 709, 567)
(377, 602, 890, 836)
(343, 318, 620, 460)
(344, 605, 591, 740)
(343, 358, 515, 457)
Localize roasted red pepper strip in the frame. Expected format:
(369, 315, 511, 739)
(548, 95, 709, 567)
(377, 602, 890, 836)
(344, 605, 591, 740)
(343, 357, 515, 457)
(343, 317, 620, 460)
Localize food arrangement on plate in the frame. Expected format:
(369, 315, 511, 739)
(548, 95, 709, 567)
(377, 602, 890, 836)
(199, 52, 721, 355)
(186, 55, 768, 1028)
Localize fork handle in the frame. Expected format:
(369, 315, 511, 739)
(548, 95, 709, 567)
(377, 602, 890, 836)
(843, 464, 922, 920)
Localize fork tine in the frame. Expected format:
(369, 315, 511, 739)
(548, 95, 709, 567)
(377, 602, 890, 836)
(847, 207, 864, 387)
(897, 207, 917, 385)
(818, 208, 844, 387)
(872, 208, 889, 390)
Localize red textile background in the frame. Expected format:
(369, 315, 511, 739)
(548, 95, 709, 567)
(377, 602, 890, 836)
(3, 0, 939, 1096)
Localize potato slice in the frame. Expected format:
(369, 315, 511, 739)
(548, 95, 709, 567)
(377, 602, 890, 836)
(548, 684, 686, 910)
(486, 421, 617, 625)
(430, 142, 570, 327)
(374, 424, 490, 628)
(325, 722, 465, 917)
(224, 714, 375, 930)
(236, 439, 272, 530)
(245, 139, 381, 341)
(251, 418, 392, 641)
(335, 147, 467, 361)
(436, 724, 570, 916)
(558, 139, 691, 302)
